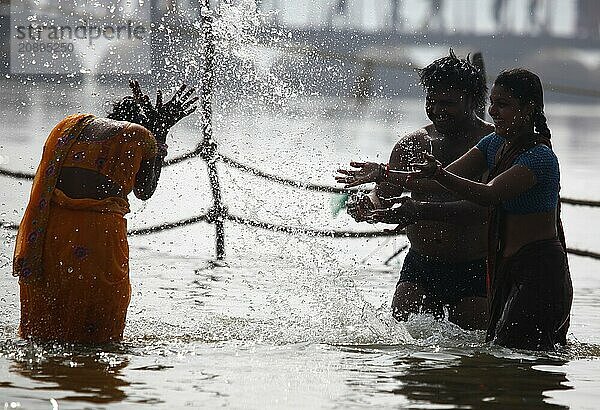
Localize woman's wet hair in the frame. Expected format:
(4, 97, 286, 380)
(419, 49, 488, 112)
(494, 68, 551, 140)
(106, 96, 146, 125)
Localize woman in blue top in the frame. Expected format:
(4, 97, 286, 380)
(368, 68, 573, 350)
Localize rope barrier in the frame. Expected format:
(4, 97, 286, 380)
(221, 156, 600, 208)
(0, 222, 19, 231)
(132, 212, 406, 238)
(384, 244, 409, 265)
(566, 247, 600, 260)
(0, 168, 34, 180)
(128, 213, 210, 236)
(2, 213, 402, 238)
(0, 150, 355, 193)
(224, 214, 402, 238)
(0, 144, 205, 180)
(220, 154, 354, 194)
(5, 214, 600, 261)
(560, 197, 600, 207)
(3, 153, 600, 208)
(164, 146, 203, 166)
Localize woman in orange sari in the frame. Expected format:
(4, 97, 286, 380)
(14, 81, 197, 343)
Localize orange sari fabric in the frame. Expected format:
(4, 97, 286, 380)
(14, 114, 96, 280)
(61, 122, 157, 192)
(15, 114, 156, 343)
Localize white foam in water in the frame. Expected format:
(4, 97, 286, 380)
(122, 232, 413, 348)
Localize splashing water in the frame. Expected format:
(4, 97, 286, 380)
(211, 0, 302, 109)
(0, 227, 15, 270)
(120, 234, 414, 349)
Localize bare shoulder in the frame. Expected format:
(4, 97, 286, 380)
(389, 127, 433, 166)
(392, 127, 431, 151)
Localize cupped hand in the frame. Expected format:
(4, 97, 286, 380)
(346, 192, 376, 222)
(364, 196, 419, 228)
(129, 79, 198, 141)
(335, 161, 382, 188)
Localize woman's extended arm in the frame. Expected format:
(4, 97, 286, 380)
(422, 153, 536, 206)
(134, 157, 164, 200)
(402, 147, 489, 195)
(337, 138, 489, 197)
(338, 136, 490, 223)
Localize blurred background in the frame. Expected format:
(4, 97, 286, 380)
(1, 0, 599, 100)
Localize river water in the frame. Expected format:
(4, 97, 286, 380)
(1, 78, 600, 409)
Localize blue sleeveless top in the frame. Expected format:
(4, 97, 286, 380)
(475, 133, 560, 215)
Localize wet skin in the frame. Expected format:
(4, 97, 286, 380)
(387, 115, 492, 329)
(425, 87, 474, 136)
(488, 85, 557, 256)
(383, 87, 493, 261)
(354, 85, 494, 329)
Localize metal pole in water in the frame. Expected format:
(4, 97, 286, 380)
(200, 0, 226, 260)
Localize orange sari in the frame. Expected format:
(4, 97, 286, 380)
(15, 114, 157, 343)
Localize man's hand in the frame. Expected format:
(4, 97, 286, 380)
(346, 192, 376, 222)
(364, 197, 420, 228)
(335, 161, 383, 188)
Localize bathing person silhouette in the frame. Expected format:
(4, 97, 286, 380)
(14, 80, 197, 343)
(337, 50, 493, 330)
(367, 68, 573, 350)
